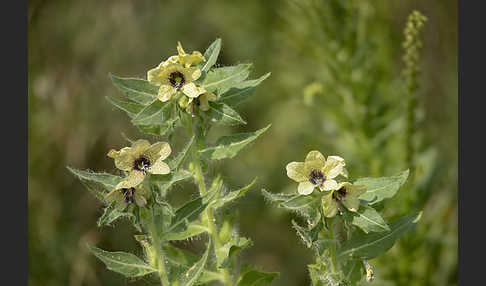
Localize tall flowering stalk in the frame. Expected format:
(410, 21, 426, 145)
(68, 39, 277, 285)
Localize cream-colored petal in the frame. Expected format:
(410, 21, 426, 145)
(147, 66, 170, 86)
(304, 151, 327, 174)
(298, 181, 315, 195)
(148, 160, 170, 175)
(158, 85, 176, 102)
(112, 147, 136, 171)
(116, 171, 145, 189)
(323, 155, 346, 179)
(286, 162, 308, 182)
(144, 142, 171, 162)
(177, 41, 186, 55)
(321, 179, 339, 191)
(322, 193, 338, 218)
(183, 67, 202, 82)
(181, 82, 205, 98)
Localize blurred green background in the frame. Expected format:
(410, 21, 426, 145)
(28, 0, 457, 285)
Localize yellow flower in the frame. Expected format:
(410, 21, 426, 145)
(286, 151, 348, 195)
(321, 182, 366, 218)
(107, 139, 171, 189)
(147, 63, 206, 102)
(159, 42, 206, 68)
(184, 91, 217, 113)
(105, 186, 147, 210)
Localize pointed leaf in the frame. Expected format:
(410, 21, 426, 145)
(168, 136, 195, 170)
(218, 236, 253, 268)
(236, 265, 279, 286)
(162, 196, 212, 237)
(109, 74, 157, 105)
(202, 64, 252, 94)
(351, 205, 390, 233)
(106, 96, 145, 118)
(131, 100, 178, 136)
(67, 167, 121, 191)
(97, 203, 134, 227)
(356, 169, 409, 204)
(88, 245, 157, 277)
(165, 221, 209, 241)
(220, 73, 271, 107)
(199, 125, 270, 160)
(338, 212, 422, 259)
(207, 102, 246, 126)
(212, 177, 258, 209)
(150, 170, 193, 198)
(200, 38, 222, 72)
(179, 240, 211, 286)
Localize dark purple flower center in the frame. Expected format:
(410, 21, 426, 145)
(309, 170, 325, 186)
(332, 187, 347, 201)
(194, 97, 201, 106)
(133, 156, 151, 173)
(122, 187, 136, 203)
(169, 71, 185, 88)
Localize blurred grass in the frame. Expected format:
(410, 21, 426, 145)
(28, 0, 457, 285)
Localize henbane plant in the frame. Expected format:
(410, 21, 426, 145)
(68, 39, 278, 285)
(263, 151, 421, 285)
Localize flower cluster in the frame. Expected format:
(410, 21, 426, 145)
(286, 150, 365, 217)
(105, 139, 172, 209)
(147, 42, 216, 113)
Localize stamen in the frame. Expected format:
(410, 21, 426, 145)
(133, 156, 151, 173)
(122, 187, 136, 204)
(308, 170, 325, 186)
(169, 71, 185, 89)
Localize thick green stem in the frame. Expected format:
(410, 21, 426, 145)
(187, 117, 232, 285)
(149, 212, 170, 286)
(325, 217, 338, 273)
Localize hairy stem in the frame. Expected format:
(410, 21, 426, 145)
(187, 116, 232, 285)
(326, 217, 338, 273)
(150, 209, 170, 286)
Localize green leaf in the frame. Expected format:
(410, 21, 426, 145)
(220, 73, 271, 107)
(202, 64, 252, 94)
(163, 243, 222, 284)
(168, 136, 195, 171)
(150, 170, 193, 198)
(162, 197, 211, 237)
(351, 205, 390, 233)
(342, 260, 364, 285)
(109, 73, 158, 105)
(131, 100, 178, 136)
(212, 177, 258, 209)
(106, 96, 145, 118)
(236, 265, 279, 286)
(200, 38, 221, 72)
(178, 240, 211, 286)
(199, 125, 270, 160)
(67, 167, 121, 191)
(97, 203, 133, 227)
(165, 221, 209, 241)
(207, 102, 247, 126)
(261, 190, 322, 228)
(88, 245, 157, 278)
(338, 212, 422, 260)
(218, 236, 253, 268)
(356, 169, 409, 204)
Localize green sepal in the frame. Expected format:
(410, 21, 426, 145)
(218, 236, 253, 268)
(97, 201, 135, 227)
(199, 124, 271, 160)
